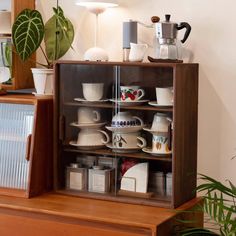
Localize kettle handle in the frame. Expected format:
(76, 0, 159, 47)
(176, 22, 191, 43)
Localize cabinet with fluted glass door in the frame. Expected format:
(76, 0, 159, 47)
(54, 61, 198, 208)
(0, 0, 35, 90)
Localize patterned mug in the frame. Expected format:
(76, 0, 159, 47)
(120, 86, 145, 101)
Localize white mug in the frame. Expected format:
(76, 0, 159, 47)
(120, 86, 145, 101)
(129, 43, 148, 62)
(78, 107, 101, 124)
(151, 113, 172, 133)
(82, 83, 104, 101)
(156, 87, 173, 106)
(152, 134, 171, 154)
(112, 132, 146, 149)
(77, 129, 110, 146)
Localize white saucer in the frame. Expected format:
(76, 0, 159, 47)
(106, 143, 142, 153)
(69, 141, 105, 150)
(142, 147, 172, 156)
(148, 101, 173, 107)
(74, 98, 109, 103)
(32, 92, 53, 97)
(110, 99, 149, 107)
(106, 125, 146, 133)
(70, 122, 106, 129)
(143, 127, 168, 136)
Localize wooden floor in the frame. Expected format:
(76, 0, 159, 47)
(0, 193, 203, 236)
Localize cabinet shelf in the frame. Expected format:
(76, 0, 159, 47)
(64, 101, 173, 112)
(63, 146, 172, 162)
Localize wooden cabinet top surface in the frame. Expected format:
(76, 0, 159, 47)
(55, 60, 199, 68)
(0, 193, 202, 230)
(0, 94, 52, 104)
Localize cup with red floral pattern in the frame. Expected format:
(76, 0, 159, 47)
(120, 86, 145, 102)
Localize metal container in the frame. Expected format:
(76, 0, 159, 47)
(166, 172, 172, 196)
(66, 163, 88, 191)
(88, 166, 114, 193)
(149, 171, 165, 195)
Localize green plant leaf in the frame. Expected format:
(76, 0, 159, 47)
(12, 9, 44, 61)
(180, 228, 219, 235)
(228, 181, 236, 195)
(197, 174, 236, 198)
(44, 6, 74, 63)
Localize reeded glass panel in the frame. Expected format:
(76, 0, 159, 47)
(0, 103, 34, 189)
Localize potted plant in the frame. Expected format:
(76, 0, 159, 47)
(12, 5, 74, 96)
(177, 174, 236, 236)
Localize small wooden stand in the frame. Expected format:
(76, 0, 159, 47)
(148, 56, 183, 63)
(118, 190, 154, 199)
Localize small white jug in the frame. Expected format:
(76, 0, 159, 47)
(129, 43, 148, 62)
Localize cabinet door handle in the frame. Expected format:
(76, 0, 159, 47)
(59, 115, 65, 141)
(25, 134, 32, 162)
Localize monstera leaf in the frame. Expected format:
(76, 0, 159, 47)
(44, 7, 74, 63)
(12, 9, 44, 62)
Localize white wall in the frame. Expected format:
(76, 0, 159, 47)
(38, 0, 236, 183)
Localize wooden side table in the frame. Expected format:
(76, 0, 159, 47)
(0, 194, 203, 236)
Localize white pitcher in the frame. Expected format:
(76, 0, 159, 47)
(129, 43, 148, 62)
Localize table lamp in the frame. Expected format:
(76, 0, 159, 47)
(76, 0, 118, 61)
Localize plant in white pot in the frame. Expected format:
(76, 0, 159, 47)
(12, 5, 74, 96)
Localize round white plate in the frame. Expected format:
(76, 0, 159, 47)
(110, 99, 149, 107)
(142, 147, 172, 156)
(74, 98, 109, 103)
(69, 141, 105, 150)
(143, 127, 168, 136)
(106, 143, 142, 153)
(70, 122, 106, 129)
(148, 101, 173, 107)
(32, 92, 53, 97)
(106, 125, 146, 133)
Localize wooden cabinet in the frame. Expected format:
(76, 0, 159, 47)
(0, 0, 35, 90)
(0, 95, 53, 198)
(54, 61, 199, 208)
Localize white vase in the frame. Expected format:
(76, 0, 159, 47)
(31, 68, 53, 96)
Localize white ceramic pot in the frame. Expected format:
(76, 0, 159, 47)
(31, 68, 53, 95)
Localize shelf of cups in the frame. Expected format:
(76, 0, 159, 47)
(63, 145, 172, 162)
(64, 102, 173, 112)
